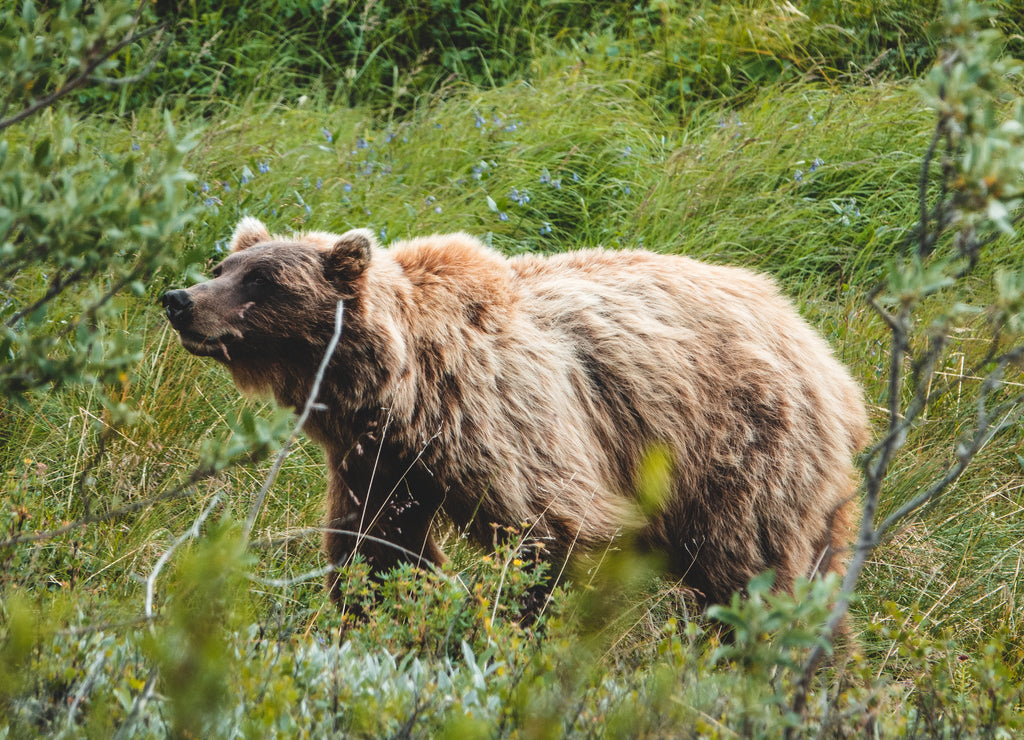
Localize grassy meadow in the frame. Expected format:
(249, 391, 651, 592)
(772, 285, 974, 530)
(2, 0, 1024, 736)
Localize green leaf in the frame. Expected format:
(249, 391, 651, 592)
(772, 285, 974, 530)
(987, 198, 1015, 234)
(33, 137, 50, 169)
(706, 604, 749, 632)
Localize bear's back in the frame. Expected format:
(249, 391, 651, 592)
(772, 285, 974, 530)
(505, 249, 868, 598)
(510, 248, 867, 454)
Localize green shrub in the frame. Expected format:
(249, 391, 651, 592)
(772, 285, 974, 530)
(0, 1, 199, 403)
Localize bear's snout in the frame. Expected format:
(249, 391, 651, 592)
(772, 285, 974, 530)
(161, 290, 193, 328)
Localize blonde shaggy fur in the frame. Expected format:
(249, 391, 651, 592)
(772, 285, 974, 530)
(163, 218, 870, 606)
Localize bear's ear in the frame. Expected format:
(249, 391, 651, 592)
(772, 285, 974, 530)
(323, 228, 375, 289)
(230, 217, 272, 252)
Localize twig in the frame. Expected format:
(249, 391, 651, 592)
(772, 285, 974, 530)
(0, 464, 218, 549)
(144, 492, 222, 619)
(247, 527, 468, 594)
(353, 409, 392, 550)
(113, 668, 159, 740)
(878, 388, 1024, 540)
(4, 267, 86, 328)
(0, 23, 167, 133)
(356, 421, 443, 547)
(917, 122, 944, 258)
(65, 649, 107, 732)
(242, 300, 345, 541)
(88, 33, 171, 87)
(789, 79, 1024, 731)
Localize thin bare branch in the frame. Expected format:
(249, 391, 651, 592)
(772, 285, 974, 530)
(917, 122, 944, 258)
(0, 464, 218, 549)
(88, 33, 171, 87)
(65, 649, 107, 732)
(242, 300, 345, 541)
(112, 668, 158, 740)
(247, 527, 468, 594)
(0, 23, 167, 133)
(145, 492, 222, 619)
(877, 389, 1024, 540)
(4, 267, 86, 328)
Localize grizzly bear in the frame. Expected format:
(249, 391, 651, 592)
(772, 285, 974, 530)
(162, 217, 869, 608)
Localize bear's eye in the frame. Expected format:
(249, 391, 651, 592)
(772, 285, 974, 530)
(243, 271, 270, 290)
(211, 265, 223, 278)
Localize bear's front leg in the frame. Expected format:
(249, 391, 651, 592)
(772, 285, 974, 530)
(323, 450, 446, 608)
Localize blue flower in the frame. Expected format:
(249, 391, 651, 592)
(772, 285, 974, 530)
(810, 157, 824, 172)
(474, 112, 485, 128)
(509, 188, 530, 206)
(201, 182, 209, 193)
(356, 137, 368, 150)
(204, 196, 221, 207)
(539, 222, 552, 235)
(434, 205, 442, 214)
(572, 172, 580, 182)
(258, 161, 270, 174)
(343, 183, 352, 192)
(385, 132, 396, 143)
(305, 205, 312, 215)
(539, 168, 551, 185)
(551, 179, 562, 190)
(131, 141, 140, 151)
(322, 128, 333, 142)
(379, 227, 387, 241)
(221, 181, 231, 192)
(794, 169, 804, 183)
(316, 177, 323, 189)
(623, 146, 632, 157)
(498, 212, 509, 222)
(623, 185, 631, 195)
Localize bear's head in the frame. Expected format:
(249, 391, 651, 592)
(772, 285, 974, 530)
(161, 217, 374, 364)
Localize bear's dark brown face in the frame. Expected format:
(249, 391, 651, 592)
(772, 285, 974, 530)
(161, 223, 372, 363)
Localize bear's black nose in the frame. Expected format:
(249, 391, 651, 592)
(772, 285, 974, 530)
(161, 290, 193, 327)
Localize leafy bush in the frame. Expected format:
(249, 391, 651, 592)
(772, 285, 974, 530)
(0, 1, 198, 402)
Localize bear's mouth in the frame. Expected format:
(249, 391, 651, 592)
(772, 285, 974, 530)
(177, 330, 237, 362)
